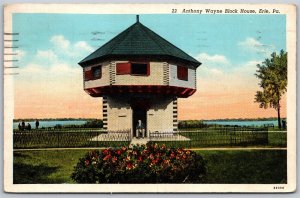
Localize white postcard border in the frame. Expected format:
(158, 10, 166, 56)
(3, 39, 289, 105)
(3, 3, 297, 193)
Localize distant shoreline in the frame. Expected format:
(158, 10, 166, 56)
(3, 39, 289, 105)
(201, 117, 285, 122)
(13, 117, 285, 122)
(13, 118, 100, 122)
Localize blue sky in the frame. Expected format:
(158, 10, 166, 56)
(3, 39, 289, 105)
(13, 13, 286, 67)
(12, 13, 287, 119)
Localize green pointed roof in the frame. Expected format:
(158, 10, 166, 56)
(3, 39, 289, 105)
(79, 19, 201, 67)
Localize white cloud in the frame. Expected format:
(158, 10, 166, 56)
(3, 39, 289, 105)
(21, 36, 86, 76)
(20, 62, 81, 79)
(36, 50, 57, 61)
(238, 37, 275, 55)
(21, 35, 94, 77)
(197, 59, 261, 93)
(195, 52, 261, 81)
(49, 35, 94, 57)
(195, 53, 230, 79)
(196, 53, 230, 65)
(238, 37, 262, 48)
(21, 63, 45, 74)
(49, 63, 81, 74)
(50, 35, 70, 50)
(74, 41, 94, 53)
(210, 68, 223, 75)
(235, 60, 261, 73)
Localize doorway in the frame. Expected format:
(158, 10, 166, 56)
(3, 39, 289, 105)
(132, 108, 147, 137)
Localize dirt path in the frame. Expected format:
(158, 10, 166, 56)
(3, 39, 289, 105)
(13, 147, 287, 152)
(190, 147, 287, 151)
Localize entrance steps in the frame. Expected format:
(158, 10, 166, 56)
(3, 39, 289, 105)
(129, 137, 149, 146)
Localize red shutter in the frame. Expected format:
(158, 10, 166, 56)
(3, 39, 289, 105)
(177, 66, 188, 81)
(116, 63, 131, 74)
(84, 69, 93, 81)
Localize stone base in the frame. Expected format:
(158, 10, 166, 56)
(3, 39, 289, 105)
(150, 134, 190, 141)
(90, 133, 190, 144)
(90, 133, 131, 142)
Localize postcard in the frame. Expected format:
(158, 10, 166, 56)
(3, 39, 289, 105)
(3, 3, 296, 193)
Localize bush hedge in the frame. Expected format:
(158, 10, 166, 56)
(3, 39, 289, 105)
(71, 143, 206, 183)
(178, 120, 208, 129)
(83, 119, 103, 128)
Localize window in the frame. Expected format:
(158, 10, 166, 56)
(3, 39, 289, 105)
(92, 66, 102, 79)
(84, 66, 102, 81)
(177, 66, 188, 81)
(116, 62, 150, 76)
(131, 63, 149, 75)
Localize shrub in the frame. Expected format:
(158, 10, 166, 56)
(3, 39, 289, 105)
(54, 124, 62, 129)
(71, 143, 206, 183)
(83, 119, 103, 128)
(178, 120, 208, 129)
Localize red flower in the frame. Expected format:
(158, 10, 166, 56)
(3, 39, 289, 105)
(103, 154, 111, 161)
(116, 149, 122, 156)
(102, 149, 110, 155)
(138, 156, 143, 162)
(90, 151, 97, 158)
(125, 155, 131, 161)
(85, 159, 90, 166)
(126, 163, 133, 170)
(112, 156, 117, 163)
(151, 159, 158, 164)
(143, 149, 149, 154)
(177, 149, 183, 154)
(170, 153, 175, 159)
(149, 154, 154, 160)
(163, 159, 170, 164)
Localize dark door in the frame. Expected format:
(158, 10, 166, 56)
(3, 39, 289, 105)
(132, 108, 147, 137)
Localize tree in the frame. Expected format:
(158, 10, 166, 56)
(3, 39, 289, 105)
(255, 50, 287, 129)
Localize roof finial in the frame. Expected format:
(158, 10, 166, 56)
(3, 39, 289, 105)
(136, 15, 139, 23)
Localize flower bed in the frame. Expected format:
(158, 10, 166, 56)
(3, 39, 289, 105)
(71, 143, 206, 183)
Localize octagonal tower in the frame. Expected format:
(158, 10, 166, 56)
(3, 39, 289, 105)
(79, 16, 201, 136)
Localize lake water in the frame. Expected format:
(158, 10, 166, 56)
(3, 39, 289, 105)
(13, 120, 87, 129)
(13, 119, 279, 129)
(203, 120, 279, 127)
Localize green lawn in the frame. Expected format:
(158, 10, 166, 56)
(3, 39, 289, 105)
(13, 150, 89, 183)
(268, 132, 287, 147)
(196, 150, 287, 184)
(14, 149, 287, 184)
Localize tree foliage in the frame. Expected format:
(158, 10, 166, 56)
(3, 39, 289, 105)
(255, 50, 287, 128)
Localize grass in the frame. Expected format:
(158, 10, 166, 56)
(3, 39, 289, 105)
(179, 126, 285, 131)
(268, 132, 287, 147)
(13, 150, 89, 183)
(14, 149, 287, 184)
(153, 131, 286, 148)
(13, 127, 286, 149)
(13, 130, 130, 148)
(196, 150, 287, 184)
